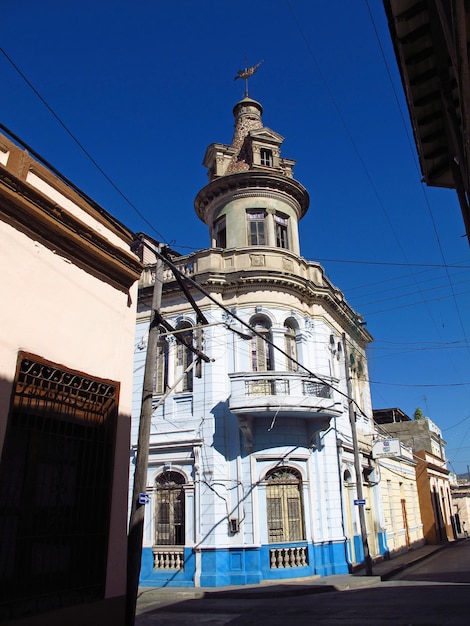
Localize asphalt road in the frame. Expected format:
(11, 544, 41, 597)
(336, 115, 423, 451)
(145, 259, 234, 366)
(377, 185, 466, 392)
(136, 540, 470, 625)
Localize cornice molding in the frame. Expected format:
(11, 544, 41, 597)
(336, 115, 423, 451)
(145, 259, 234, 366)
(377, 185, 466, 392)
(157, 267, 372, 343)
(194, 170, 309, 222)
(0, 168, 142, 292)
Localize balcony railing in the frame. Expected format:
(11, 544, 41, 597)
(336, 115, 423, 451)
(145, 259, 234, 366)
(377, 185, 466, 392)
(245, 378, 290, 396)
(229, 371, 339, 420)
(244, 377, 332, 399)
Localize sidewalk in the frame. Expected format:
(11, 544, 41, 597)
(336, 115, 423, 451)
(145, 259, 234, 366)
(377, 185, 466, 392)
(355, 541, 445, 581)
(136, 542, 450, 617)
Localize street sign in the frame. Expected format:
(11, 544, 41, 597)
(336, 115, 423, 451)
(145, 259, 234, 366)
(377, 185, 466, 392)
(354, 499, 366, 506)
(139, 493, 150, 505)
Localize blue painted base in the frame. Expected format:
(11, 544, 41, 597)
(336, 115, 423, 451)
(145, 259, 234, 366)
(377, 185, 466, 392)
(139, 547, 195, 587)
(139, 540, 351, 588)
(378, 530, 388, 556)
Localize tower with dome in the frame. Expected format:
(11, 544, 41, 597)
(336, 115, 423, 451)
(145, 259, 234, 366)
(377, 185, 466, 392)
(131, 87, 386, 587)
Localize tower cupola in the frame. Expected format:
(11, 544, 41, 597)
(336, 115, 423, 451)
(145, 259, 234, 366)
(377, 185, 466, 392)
(194, 96, 309, 256)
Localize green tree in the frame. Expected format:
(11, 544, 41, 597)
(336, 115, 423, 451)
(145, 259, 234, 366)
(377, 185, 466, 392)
(413, 407, 424, 420)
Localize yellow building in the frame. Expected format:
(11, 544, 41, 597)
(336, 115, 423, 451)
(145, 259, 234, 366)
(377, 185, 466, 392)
(372, 437, 424, 556)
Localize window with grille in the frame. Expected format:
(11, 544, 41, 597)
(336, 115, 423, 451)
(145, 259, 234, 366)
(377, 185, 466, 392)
(284, 320, 298, 371)
(175, 322, 193, 392)
(247, 210, 266, 245)
(250, 317, 273, 371)
(0, 353, 118, 620)
(155, 471, 185, 545)
(266, 468, 305, 543)
(260, 148, 273, 166)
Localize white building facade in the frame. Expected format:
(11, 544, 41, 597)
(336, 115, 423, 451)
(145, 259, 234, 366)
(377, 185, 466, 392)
(131, 96, 387, 587)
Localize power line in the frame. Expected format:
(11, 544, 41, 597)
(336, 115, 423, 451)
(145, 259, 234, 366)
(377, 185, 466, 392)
(317, 257, 470, 270)
(142, 239, 373, 419)
(369, 380, 470, 388)
(0, 46, 168, 244)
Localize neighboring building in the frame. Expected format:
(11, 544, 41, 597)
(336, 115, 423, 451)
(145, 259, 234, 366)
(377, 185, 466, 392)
(372, 436, 424, 555)
(374, 408, 454, 543)
(131, 94, 386, 588)
(450, 479, 470, 536)
(0, 131, 142, 625)
(383, 0, 470, 242)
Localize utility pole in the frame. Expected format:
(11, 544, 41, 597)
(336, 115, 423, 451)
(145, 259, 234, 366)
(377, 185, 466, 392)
(342, 333, 373, 576)
(126, 247, 164, 626)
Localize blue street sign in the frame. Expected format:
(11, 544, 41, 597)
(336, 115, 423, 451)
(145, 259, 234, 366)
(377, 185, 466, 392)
(354, 499, 366, 506)
(139, 493, 150, 505)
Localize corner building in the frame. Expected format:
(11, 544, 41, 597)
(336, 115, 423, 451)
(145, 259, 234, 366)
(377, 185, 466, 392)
(132, 95, 386, 587)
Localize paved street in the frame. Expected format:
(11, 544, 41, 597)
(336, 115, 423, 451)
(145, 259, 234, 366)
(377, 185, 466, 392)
(136, 540, 470, 625)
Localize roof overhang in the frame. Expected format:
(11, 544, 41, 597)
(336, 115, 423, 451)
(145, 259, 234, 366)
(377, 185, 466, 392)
(383, 0, 470, 241)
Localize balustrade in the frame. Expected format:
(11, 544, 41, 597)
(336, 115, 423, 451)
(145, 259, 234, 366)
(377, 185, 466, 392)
(153, 549, 185, 570)
(269, 546, 308, 568)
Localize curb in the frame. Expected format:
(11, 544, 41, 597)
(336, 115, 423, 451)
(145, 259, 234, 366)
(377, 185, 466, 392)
(380, 543, 450, 581)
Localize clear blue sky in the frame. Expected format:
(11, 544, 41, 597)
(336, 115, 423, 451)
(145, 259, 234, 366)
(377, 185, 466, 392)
(2, 1, 470, 475)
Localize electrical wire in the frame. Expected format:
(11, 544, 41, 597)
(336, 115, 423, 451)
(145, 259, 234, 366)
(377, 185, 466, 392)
(0, 47, 169, 244)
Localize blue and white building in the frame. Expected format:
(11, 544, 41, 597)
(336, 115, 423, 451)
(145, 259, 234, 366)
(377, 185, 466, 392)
(131, 94, 386, 587)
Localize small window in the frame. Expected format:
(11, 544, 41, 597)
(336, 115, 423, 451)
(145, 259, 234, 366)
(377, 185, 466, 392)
(284, 321, 298, 371)
(260, 148, 273, 167)
(214, 216, 226, 248)
(154, 328, 168, 395)
(250, 316, 273, 371)
(247, 210, 266, 246)
(275, 213, 289, 249)
(175, 322, 193, 392)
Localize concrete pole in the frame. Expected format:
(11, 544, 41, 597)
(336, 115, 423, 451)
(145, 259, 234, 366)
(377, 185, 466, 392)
(342, 333, 373, 576)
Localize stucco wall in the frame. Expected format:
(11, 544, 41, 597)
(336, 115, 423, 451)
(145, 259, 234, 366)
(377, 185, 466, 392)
(0, 216, 138, 597)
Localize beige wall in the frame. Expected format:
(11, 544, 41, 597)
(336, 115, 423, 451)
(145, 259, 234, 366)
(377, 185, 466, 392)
(0, 220, 138, 600)
(378, 456, 424, 554)
(0, 132, 141, 624)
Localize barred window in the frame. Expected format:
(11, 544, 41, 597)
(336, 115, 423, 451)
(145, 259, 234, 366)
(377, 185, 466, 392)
(0, 353, 118, 619)
(266, 468, 305, 543)
(155, 471, 185, 546)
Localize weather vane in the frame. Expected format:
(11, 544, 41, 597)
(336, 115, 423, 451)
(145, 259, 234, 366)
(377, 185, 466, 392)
(234, 60, 264, 97)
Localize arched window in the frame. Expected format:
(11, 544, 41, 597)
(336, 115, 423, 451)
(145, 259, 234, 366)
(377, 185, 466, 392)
(266, 468, 305, 543)
(284, 320, 298, 371)
(250, 316, 273, 371)
(155, 471, 185, 546)
(154, 328, 168, 395)
(175, 321, 193, 392)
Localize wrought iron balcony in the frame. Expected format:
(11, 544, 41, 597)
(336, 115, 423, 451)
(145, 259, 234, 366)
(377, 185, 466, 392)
(228, 371, 342, 449)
